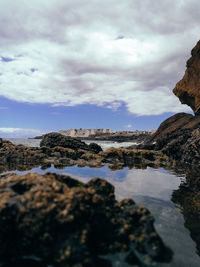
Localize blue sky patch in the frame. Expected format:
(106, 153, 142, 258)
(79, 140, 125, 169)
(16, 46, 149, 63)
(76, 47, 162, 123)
(0, 56, 14, 62)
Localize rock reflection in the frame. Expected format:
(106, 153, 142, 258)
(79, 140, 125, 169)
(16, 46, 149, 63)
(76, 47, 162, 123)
(172, 165, 200, 256)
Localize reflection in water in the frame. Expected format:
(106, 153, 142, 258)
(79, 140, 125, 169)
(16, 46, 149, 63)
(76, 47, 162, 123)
(1, 164, 200, 266)
(172, 166, 200, 258)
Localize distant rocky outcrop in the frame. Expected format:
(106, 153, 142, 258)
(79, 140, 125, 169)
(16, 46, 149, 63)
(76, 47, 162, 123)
(0, 172, 172, 266)
(173, 40, 200, 114)
(40, 132, 102, 153)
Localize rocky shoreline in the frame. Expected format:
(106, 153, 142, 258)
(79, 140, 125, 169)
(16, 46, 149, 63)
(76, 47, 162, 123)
(0, 133, 171, 174)
(1, 40, 200, 266)
(0, 133, 174, 266)
(0, 172, 172, 266)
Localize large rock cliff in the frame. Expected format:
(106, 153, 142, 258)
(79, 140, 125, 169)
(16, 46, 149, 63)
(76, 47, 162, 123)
(173, 40, 200, 114)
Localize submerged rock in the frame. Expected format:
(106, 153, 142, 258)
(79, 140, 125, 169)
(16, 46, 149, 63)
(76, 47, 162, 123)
(0, 173, 172, 266)
(173, 40, 200, 114)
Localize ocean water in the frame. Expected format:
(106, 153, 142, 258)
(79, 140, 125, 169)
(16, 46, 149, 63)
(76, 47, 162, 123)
(7, 138, 136, 150)
(2, 138, 200, 266)
(7, 138, 42, 147)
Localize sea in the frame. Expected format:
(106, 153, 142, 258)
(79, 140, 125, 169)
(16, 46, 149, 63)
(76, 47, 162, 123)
(2, 138, 200, 266)
(6, 138, 137, 150)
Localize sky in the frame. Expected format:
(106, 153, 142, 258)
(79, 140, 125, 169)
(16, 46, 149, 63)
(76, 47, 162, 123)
(0, 0, 199, 138)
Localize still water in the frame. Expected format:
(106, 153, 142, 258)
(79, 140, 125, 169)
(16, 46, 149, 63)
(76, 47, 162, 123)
(6, 164, 200, 267)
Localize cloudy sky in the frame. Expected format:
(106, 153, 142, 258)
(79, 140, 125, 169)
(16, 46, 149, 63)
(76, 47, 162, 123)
(0, 0, 199, 137)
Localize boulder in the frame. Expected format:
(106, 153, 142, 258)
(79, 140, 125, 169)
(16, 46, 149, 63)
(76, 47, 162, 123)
(40, 132, 102, 153)
(173, 40, 200, 114)
(0, 172, 172, 266)
(88, 142, 103, 153)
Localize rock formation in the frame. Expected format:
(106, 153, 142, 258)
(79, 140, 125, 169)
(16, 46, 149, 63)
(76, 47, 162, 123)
(173, 40, 200, 114)
(0, 137, 170, 174)
(138, 113, 200, 164)
(0, 138, 46, 166)
(40, 132, 102, 153)
(0, 173, 172, 266)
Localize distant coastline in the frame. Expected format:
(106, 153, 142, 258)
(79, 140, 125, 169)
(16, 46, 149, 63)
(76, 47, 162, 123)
(32, 129, 155, 143)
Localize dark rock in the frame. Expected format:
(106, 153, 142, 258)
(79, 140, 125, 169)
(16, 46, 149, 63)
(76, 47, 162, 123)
(138, 113, 200, 164)
(40, 132, 103, 154)
(0, 138, 3, 148)
(88, 142, 103, 153)
(0, 172, 172, 266)
(0, 139, 46, 166)
(40, 132, 90, 150)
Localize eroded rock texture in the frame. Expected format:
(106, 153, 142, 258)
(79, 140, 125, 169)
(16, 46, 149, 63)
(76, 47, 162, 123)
(0, 173, 172, 266)
(173, 40, 200, 114)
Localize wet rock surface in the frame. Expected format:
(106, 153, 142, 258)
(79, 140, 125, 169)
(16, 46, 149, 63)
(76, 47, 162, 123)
(0, 172, 172, 266)
(173, 40, 200, 114)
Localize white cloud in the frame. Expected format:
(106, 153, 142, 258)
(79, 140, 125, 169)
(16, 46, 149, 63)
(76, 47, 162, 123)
(0, 0, 199, 115)
(125, 124, 132, 129)
(0, 127, 44, 138)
